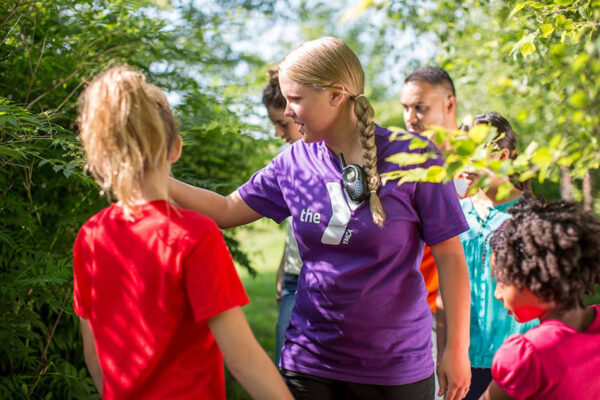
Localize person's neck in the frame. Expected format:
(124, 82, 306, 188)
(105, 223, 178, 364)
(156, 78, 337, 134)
(139, 166, 171, 203)
(543, 306, 596, 332)
(324, 105, 364, 165)
(437, 120, 458, 151)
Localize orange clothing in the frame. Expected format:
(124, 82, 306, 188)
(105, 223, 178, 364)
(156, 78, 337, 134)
(419, 245, 439, 313)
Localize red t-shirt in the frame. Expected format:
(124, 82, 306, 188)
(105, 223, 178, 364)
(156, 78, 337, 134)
(73, 200, 249, 399)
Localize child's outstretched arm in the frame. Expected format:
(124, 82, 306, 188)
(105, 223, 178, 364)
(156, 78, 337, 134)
(208, 306, 293, 400)
(169, 178, 262, 228)
(479, 381, 514, 400)
(80, 317, 103, 395)
(431, 236, 471, 400)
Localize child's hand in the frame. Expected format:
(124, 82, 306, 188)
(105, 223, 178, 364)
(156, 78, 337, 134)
(437, 345, 471, 400)
(275, 275, 283, 304)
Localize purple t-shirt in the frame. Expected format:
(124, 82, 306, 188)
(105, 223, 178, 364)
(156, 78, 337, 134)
(238, 125, 468, 385)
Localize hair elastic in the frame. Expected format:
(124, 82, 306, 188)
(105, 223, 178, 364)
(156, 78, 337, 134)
(354, 93, 367, 101)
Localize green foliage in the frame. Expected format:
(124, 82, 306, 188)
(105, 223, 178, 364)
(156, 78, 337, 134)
(1, 0, 277, 397)
(364, 0, 599, 203)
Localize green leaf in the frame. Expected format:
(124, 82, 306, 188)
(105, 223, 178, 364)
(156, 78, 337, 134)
(568, 91, 586, 107)
(468, 124, 489, 144)
(455, 140, 476, 156)
(386, 152, 432, 166)
(555, 0, 574, 6)
(408, 140, 431, 150)
(425, 165, 447, 183)
(549, 134, 562, 149)
(0, 146, 25, 159)
(496, 181, 514, 200)
(509, 1, 534, 19)
(521, 41, 536, 57)
(572, 54, 589, 71)
(540, 24, 554, 38)
(532, 147, 553, 167)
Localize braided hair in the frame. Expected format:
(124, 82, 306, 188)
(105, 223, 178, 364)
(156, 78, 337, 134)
(279, 37, 385, 226)
(490, 195, 600, 310)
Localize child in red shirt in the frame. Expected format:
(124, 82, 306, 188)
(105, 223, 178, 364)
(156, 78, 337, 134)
(75, 66, 292, 400)
(481, 196, 600, 400)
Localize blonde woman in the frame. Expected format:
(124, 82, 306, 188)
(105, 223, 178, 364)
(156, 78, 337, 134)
(170, 37, 471, 400)
(74, 66, 291, 400)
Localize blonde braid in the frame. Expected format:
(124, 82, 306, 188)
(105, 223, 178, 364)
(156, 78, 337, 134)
(354, 95, 385, 227)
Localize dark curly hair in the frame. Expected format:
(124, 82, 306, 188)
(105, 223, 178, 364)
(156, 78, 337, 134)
(490, 195, 600, 310)
(262, 66, 286, 109)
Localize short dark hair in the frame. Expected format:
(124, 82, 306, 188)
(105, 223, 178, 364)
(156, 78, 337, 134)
(472, 111, 531, 192)
(404, 66, 455, 96)
(474, 112, 517, 158)
(262, 66, 286, 109)
(490, 195, 600, 311)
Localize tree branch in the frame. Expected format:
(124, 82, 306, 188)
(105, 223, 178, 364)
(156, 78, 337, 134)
(25, 44, 130, 111)
(25, 30, 48, 104)
(0, 0, 36, 28)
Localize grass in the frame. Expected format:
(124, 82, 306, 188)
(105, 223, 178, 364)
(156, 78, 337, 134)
(226, 218, 286, 400)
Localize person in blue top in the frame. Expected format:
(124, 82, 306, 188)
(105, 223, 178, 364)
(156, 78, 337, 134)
(440, 112, 539, 400)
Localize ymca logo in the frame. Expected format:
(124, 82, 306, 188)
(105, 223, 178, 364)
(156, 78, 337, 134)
(342, 229, 353, 245)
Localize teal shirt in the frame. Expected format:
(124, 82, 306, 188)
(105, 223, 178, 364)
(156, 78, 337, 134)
(459, 197, 538, 368)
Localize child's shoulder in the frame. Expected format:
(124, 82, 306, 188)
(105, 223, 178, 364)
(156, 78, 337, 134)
(78, 201, 219, 240)
(174, 205, 220, 232)
(78, 203, 118, 231)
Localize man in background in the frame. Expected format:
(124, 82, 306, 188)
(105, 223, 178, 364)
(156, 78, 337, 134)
(401, 66, 466, 400)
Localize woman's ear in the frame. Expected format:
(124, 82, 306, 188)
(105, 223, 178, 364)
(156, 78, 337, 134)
(169, 135, 183, 163)
(329, 83, 347, 107)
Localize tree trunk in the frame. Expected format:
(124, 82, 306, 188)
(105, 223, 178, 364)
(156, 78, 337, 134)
(560, 166, 575, 201)
(583, 170, 594, 211)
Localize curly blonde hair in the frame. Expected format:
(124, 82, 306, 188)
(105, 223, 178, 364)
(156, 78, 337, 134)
(78, 65, 178, 213)
(279, 37, 385, 227)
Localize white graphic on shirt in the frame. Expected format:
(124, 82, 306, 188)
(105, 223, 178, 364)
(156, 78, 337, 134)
(322, 182, 351, 245)
(300, 208, 321, 224)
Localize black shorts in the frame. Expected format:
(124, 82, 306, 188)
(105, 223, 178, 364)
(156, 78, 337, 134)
(281, 369, 435, 400)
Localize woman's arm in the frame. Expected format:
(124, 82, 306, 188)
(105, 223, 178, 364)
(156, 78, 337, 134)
(80, 317, 103, 395)
(169, 178, 262, 228)
(431, 236, 471, 400)
(479, 381, 515, 400)
(208, 307, 293, 399)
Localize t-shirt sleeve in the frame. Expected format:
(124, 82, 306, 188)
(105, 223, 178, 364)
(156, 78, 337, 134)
(414, 179, 469, 246)
(492, 335, 544, 399)
(184, 220, 249, 322)
(72, 228, 90, 319)
(237, 154, 290, 224)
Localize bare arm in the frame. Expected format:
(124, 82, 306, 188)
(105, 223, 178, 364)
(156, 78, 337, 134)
(480, 381, 515, 400)
(435, 288, 446, 372)
(208, 307, 293, 400)
(80, 317, 103, 395)
(431, 236, 471, 400)
(169, 177, 262, 228)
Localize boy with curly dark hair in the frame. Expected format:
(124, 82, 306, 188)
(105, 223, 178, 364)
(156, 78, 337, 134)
(481, 195, 600, 400)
